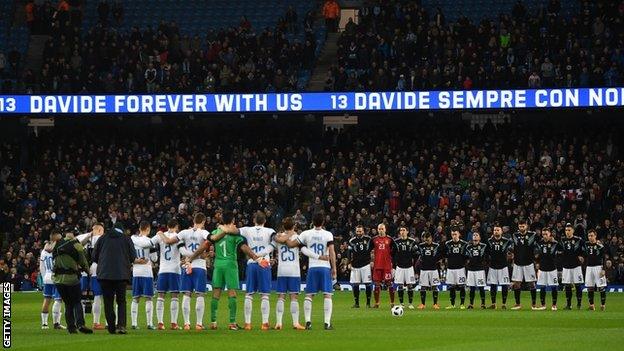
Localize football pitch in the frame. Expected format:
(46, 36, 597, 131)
(9, 291, 624, 351)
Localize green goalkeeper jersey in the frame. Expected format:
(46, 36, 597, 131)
(211, 229, 246, 268)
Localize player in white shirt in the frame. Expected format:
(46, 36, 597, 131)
(157, 213, 210, 330)
(130, 221, 157, 329)
(151, 219, 184, 330)
(272, 217, 320, 331)
(296, 213, 337, 330)
(40, 246, 64, 329)
(238, 212, 276, 330)
(75, 222, 105, 330)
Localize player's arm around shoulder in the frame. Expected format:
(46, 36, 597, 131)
(240, 241, 260, 262)
(328, 242, 337, 279)
(185, 239, 211, 264)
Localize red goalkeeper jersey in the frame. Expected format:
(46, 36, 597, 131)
(372, 236, 394, 270)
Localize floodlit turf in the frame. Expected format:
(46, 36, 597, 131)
(9, 291, 624, 351)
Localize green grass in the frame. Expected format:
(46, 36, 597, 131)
(9, 291, 624, 351)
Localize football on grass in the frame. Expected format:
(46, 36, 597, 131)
(391, 305, 404, 317)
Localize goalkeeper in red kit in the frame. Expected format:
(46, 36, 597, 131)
(371, 223, 396, 308)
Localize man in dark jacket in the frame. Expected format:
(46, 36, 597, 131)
(93, 222, 136, 334)
(49, 229, 93, 334)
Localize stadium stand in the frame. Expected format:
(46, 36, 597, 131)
(1, 0, 326, 94)
(1, 113, 624, 289)
(328, 0, 622, 91)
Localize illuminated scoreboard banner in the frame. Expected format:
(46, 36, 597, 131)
(0, 88, 622, 114)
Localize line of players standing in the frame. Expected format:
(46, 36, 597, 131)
(348, 219, 608, 311)
(41, 212, 337, 331)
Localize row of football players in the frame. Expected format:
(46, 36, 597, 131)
(40, 212, 338, 331)
(347, 220, 607, 311)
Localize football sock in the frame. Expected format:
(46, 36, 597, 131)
(365, 284, 372, 305)
(244, 295, 253, 324)
(575, 284, 583, 306)
(565, 285, 572, 306)
(600, 289, 606, 305)
(374, 285, 380, 304)
(490, 285, 497, 304)
(530, 288, 537, 305)
(540, 289, 546, 305)
(276, 298, 285, 325)
(170, 297, 179, 324)
(420, 290, 426, 305)
(407, 288, 414, 304)
(469, 287, 476, 305)
(588, 290, 595, 305)
(196, 296, 205, 326)
(389, 285, 395, 304)
(131, 300, 139, 326)
(432, 290, 439, 305)
(459, 287, 466, 305)
(228, 297, 237, 323)
(146, 300, 153, 326)
(290, 300, 299, 325)
(41, 312, 48, 325)
(211, 298, 219, 323)
(449, 286, 456, 305)
(260, 295, 270, 324)
(93, 295, 102, 324)
(323, 297, 333, 325)
(552, 289, 558, 305)
(52, 300, 62, 324)
(501, 285, 509, 304)
(514, 288, 521, 305)
(398, 286, 404, 304)
(304, 297, 312, 323)
(182, 295, 191, 325)
(156, 297, 165, 323)
(479, 287, 485, 305)
(352, 284, 360, 304)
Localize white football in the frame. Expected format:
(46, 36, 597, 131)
(391, 305, 404, 317)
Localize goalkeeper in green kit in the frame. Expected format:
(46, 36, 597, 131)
(185, 211, 263, 330)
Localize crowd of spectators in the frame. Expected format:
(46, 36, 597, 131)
(3, 1, 318, 94)
(1, 115, 624, 288)
(325, 0, 623, 91)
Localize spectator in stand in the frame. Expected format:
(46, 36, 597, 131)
(322, 0, 340, 33)
(97, 0, 110, 24)
(285, 5, 298, 34)
(112, 1, 124, 25)
(528, 72, 541, 88)
(0, 52, 5, 77)
(144, 63, 157, 93)
(25, 0, 35, 31)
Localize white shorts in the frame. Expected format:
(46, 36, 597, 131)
(466, 270, 486, 287)
(537, 270, 558, 286)
(350, 264, 372, 284)
(419, 270, 440, 287)
(394, 267, 416, 285)
(446, 268, 466, 285)
(512, 263, 536, 282)
(584, 266, 606, 288)
(487, 267, 511, 285)
(562, 266, 584, 284)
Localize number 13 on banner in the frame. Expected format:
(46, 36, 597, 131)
(330, 94, 348, 109)
(0, 98, 16, 112)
